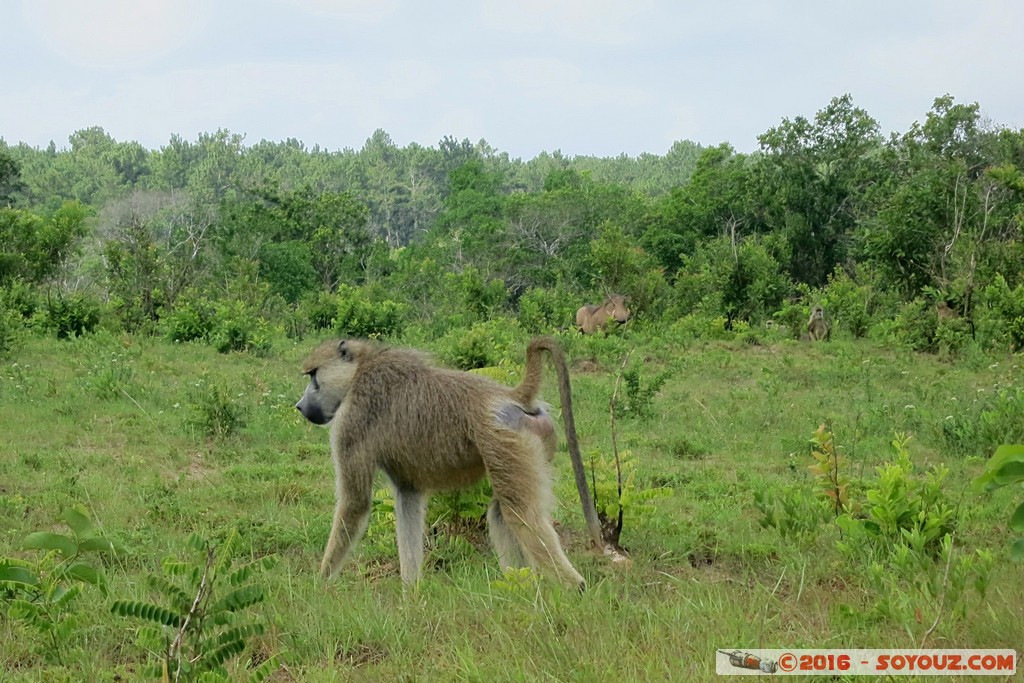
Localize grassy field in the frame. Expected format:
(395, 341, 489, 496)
(0, 327, 1021, 681)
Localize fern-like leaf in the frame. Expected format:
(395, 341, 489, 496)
(200, 638, 245, 671)
(210, 585, 264, 614)
(227, 556, 277, 587)
(111, 599, 185, 627)
(197, 622, 264, 655)
(249, 652, 286, 682)
(147, 574, 192, 613)
(214, 529, 239, 576)
(51, 584, 82, 609)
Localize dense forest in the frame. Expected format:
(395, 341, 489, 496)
(1, 93, 1023, 358)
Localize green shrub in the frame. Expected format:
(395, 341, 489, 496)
(187, 377, 247, 439)
(164, 294, 216, 343)
(0, 506, 124, 663)
(299, 290, 340, 332)
(979, 274, 1024, 352)
(111, 530, 283, 682)
(772, 301, 807, 339)
(817, 267, 892, 338)
(973, 444, 1024, 561)
(210, 300, 272, 354)
(334, 285, 407, 338)
(258, 240, 317, 304)
(618, 364, 670, 421)
(0, 292, 22, 357)
(43, 293, 101, 339)
(437, 318, 522, 370)
(517, 286, 577, 333)
(878, 298, 936, 352)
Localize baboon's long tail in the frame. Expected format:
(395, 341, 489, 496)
(513, 336, 604, 549)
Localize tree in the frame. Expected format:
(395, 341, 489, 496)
(757, 94, 884, 286)
(0, 202, 89, 286)
(0, 148, 25, 207)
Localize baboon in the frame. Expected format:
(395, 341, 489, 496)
(806, 305, 830, 341)
(295, 336, 602, 590)
(576, 294, 630, 334)
(936, 301, 959, 322)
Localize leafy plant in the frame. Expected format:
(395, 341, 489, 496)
(437, 319, 520, 370)
(808, 423, 850, 517)
(588, 448, 672, 538)
(333, 284, 407, 339)
(972, 444, 1024, 561)
(753, 486, 831, 540)
(110, 530, 282, 682)
(833, 434, 988, 639)
(43, 293, 101, 339)
(0, 506, 123, 662)
(210, 300, 272, 354)
(517, 286, 577, 334)
(618, 365, 670, 421)
(187, 376, 247, 439)
(164, 294, 216, 343)
(838, 433, 954, 554)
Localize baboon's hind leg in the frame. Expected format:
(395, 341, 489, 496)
(394, 487, 427, 585)
(487, 499, 526, 570)
(486, 442, 585, 590)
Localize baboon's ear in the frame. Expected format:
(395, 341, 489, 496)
(338, 340, 351, 360)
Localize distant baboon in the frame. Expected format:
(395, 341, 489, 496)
(295, 336, 602, 590)
(576, 294, 630, 334)
(806, 305, 830, 341)
(936, 301, 959, 322)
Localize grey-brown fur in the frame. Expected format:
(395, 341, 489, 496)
(575, 294, 630, 334)
(806, 305, 830, 341)
(936, 301, 958, 322)
(296, 336, 599, 590)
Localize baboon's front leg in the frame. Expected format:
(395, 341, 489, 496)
(320, 461, 373, 579)
(394, 487, 427, 585)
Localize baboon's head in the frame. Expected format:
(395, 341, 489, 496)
(296, 339, 363, 425)
(605, 294, 630, 324)
(811, 306, 824, 320)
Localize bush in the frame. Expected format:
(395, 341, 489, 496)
(210, 300, 272, 354)
(816, 266, 895, 339)
(334, 285, 407, 338)
(258, 240, 317, 304)
(618, 364, 670, 421)
(43, 293, 101, 339)
(0, 289, 24, 356)
(163, 294, 216, 343)
(298, 290, 340, 332)
(517, 286, 577, 333)
(186, 377, 247, 439)
(437, 318, 522, 370)
(878, 298, 936, 352)
(772, 301, 808, 339)
(978, 274, 1024, 352)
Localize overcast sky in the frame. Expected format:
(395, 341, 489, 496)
(2, 0, 1022, 159)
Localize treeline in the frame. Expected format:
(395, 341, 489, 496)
(1, 93, 1023, 360)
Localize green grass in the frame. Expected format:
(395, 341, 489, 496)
(0, 328, 1022, 681)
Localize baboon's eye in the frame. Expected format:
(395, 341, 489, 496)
(308, 369, 319, 389)
(338, 342, 351, 360)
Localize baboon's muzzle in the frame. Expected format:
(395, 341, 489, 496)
(295, 398, 330, 425)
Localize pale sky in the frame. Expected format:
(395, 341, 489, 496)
(2, 0, 1022, 159)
